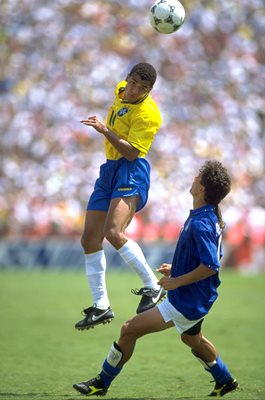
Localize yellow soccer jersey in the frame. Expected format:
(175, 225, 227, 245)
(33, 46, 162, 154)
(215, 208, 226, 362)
(105, 80, 162, 160)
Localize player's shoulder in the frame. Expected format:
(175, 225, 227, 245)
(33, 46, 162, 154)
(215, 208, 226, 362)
(138, 94, 162, 119)
(115, 80, 127, 96)
(191, 213, 216, 232)
(144, 93, 160, 109)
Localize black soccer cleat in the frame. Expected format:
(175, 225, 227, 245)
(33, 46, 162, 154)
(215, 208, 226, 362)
(75, 306, 114, 330)
(209, 378, 239, 397)
(131, 286, 166, 314)
(73, 375, 108, 396)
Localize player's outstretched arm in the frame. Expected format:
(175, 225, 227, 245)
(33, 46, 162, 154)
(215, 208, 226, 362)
(81, 115, 139, 161)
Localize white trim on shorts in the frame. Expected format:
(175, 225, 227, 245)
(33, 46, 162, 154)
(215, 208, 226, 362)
(157, 297, 203, 334)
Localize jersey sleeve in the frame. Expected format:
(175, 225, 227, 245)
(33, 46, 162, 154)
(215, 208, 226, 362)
(192, 219, 221, 271)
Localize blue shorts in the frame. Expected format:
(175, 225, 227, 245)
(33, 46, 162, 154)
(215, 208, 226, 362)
(87, 157, 151, 212)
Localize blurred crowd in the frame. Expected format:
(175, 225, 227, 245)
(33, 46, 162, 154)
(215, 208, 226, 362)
(0, 0, 264, 271)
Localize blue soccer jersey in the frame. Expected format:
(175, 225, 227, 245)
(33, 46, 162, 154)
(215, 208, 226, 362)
(167, 205, 223, 320)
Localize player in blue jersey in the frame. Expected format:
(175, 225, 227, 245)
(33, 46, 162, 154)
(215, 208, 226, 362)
(75, 63, 164, 331)
(73, 160, 239, 397)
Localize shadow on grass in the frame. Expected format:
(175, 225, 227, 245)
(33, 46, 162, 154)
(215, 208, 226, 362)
(0, 395, 76, 399)
(0, 394, 194, 400)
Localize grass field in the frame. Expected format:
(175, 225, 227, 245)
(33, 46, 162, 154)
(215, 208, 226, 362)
(0, 269, 264, 400)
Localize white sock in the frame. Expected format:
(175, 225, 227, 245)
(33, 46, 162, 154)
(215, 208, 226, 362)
(85, 250, 110, 309)
(118, 239, 159, 289)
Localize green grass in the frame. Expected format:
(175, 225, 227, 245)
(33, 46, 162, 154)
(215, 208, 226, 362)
(0, 269, 264, 400)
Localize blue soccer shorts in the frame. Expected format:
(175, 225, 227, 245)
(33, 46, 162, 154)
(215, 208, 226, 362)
(87, 157, 151, 212)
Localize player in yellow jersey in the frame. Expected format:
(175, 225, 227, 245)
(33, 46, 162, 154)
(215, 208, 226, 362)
(75, 63, 165, 330)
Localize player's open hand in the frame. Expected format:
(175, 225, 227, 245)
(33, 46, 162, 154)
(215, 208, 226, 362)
(156, 263, 171, 277)
(80, 116, 108, 135)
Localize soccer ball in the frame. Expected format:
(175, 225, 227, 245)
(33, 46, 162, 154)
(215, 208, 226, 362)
(149, 0, 185, 34)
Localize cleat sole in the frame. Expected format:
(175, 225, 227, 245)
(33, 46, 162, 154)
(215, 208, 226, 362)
(75, 317, 114, 330)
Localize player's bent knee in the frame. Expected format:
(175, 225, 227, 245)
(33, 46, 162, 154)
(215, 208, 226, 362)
(120, 318, 142, 340)
(181, 333, 192, 346)
(104, 229, 124, 249)
(181, 332, 201, 348)
(81, 234, 103, 253)
(120, 319, 132, 337)
(181, 319, 204, 347)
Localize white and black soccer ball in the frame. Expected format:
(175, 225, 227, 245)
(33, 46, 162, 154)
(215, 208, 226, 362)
(149, 0, 185, 34)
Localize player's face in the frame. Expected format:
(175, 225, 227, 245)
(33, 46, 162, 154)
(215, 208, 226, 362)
(190, 174, 204, 197)
(123, 73, 152, 103)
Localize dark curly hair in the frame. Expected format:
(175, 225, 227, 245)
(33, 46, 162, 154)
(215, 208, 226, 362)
(128, 62, 157, 87)
(200, 160, 231, 229)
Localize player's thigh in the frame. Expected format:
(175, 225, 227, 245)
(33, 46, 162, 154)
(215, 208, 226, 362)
(123, 307, 174, 339)
(81, 210, 107, 247)
(105, 196, 139, 233)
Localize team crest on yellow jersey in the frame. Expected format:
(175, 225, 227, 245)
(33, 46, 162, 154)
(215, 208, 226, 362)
(118, 107, 129, 117)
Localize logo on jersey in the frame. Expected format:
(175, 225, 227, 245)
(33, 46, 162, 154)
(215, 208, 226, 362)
(216, 222, 222, 236)
(118, 107, 129, 117)
(184, 220, 191, 231)
(117, 187, 132, 191)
